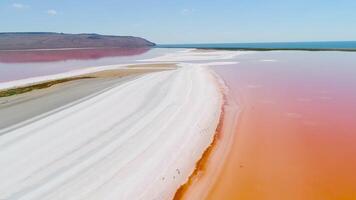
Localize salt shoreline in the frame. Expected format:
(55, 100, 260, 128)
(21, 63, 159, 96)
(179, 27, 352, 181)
(173, 69, 240, 200)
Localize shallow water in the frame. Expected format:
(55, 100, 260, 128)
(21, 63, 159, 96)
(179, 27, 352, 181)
(0, 48, 177, 82)
(209, 51, 356, 200)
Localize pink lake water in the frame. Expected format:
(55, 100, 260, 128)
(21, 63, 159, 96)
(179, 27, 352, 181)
(0, 48, 176, 82)
(206, 51, 356, 200)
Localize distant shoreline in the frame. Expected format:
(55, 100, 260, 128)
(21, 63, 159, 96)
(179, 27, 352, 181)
(196, 48, 356, 52)
(157, 41, 356, 52)
(156, 46, 356, 52)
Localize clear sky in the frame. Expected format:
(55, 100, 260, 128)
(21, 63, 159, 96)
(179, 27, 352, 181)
(1, 0, 356, 44)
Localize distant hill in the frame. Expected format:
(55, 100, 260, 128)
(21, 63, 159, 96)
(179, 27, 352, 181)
(0, 32, 155, 50)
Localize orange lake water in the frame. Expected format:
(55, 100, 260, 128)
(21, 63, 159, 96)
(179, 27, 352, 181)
(207, 51, 356, 200)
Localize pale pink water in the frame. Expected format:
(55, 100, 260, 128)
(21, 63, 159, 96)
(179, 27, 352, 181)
(0, 48, 177, 82)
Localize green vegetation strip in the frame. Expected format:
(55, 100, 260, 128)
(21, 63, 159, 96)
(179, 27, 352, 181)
(0, 76, 94, 98)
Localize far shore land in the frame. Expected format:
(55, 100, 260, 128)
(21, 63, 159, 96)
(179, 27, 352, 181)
(200, 48, 356, 52)
(157, 41, 356, 52)
(159, 47, 356, 52)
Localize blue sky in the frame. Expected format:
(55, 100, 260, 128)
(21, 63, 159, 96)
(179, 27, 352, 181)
(1, 0, 356, 44)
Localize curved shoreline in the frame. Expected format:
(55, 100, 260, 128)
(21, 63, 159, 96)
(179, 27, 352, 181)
(173, 69, 240, 200)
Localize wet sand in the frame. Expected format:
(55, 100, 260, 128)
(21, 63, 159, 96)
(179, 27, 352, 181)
(78, 64, 175, 78)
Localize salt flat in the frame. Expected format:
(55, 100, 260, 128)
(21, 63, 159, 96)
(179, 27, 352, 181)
(0, 66, 222, 200)
(140, 49, 253, 62)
